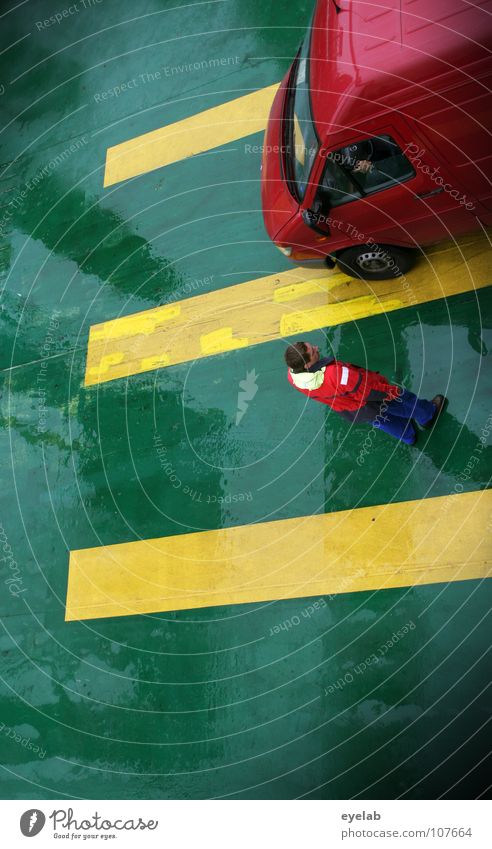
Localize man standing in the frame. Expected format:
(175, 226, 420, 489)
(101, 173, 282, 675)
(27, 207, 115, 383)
(285, 341, 446, 445)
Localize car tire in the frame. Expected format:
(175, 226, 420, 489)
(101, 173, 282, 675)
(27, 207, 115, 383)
(335, 244, 416, 280)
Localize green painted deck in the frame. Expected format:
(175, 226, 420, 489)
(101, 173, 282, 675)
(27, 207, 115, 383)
(0, 0, 491, 800)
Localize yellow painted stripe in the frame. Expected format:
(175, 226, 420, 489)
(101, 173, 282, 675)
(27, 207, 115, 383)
(65, 490, 491, 621)
(84, 231, 491, 386)
(103, 83, 280, 187)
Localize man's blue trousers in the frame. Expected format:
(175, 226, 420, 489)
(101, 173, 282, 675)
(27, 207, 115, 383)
(372, 389, 435, 444)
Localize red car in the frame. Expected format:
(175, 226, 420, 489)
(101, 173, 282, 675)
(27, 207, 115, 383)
(261, 0, 492, 279)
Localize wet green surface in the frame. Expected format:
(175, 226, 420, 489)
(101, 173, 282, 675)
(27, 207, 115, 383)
(0, 582, 490, 800)
(0, 0, 491, 799)
(1, 0, 312, 369)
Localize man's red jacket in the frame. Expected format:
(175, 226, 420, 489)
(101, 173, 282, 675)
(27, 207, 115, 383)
(287, 358, 400, 422)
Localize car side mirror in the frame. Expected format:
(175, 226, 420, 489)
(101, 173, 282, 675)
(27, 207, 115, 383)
(302, 202, 330, 235)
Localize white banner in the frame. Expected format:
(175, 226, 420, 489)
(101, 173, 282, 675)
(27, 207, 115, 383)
(0, 799, 489, 848)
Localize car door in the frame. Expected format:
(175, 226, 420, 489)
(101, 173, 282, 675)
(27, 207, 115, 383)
(302, 126, 479, 249)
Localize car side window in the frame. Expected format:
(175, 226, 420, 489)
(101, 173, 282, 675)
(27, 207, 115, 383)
(316, 135, 415, 209)
(318, 158, 362, 208)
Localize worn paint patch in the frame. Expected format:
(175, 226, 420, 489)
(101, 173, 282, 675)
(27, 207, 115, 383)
(84, 233, 492, 386)
(200, 327, 250, 355)
(273, 275, 347, 302)
(89, 304, 181, 342)
(280, 296, 407, 335)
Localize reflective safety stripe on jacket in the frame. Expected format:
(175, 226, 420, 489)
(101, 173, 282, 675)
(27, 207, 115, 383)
(287, 360, 400, 414)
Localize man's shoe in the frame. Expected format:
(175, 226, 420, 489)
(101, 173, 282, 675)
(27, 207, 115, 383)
(423, 395, 447, 429)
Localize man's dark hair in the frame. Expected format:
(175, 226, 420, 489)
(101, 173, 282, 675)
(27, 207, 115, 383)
(284, 342, 309, 373)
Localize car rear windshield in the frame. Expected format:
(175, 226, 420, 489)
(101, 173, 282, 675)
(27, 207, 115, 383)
(284, 21, 319, 201)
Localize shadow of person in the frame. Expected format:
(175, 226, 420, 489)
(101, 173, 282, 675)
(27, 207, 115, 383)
(417, 406, 491, 487)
